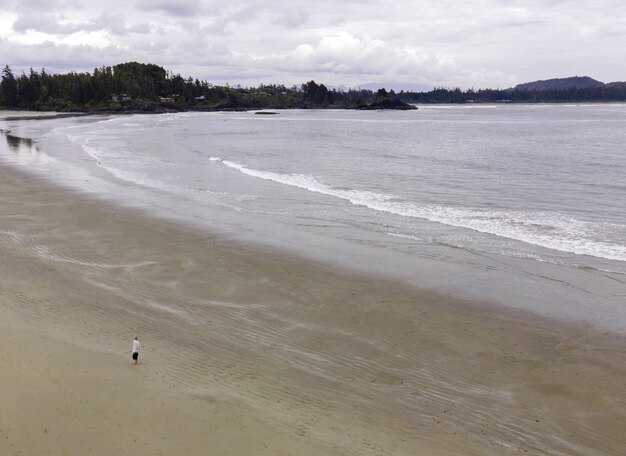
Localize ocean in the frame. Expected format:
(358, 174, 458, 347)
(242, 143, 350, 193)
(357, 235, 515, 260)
(1, 104, 625, 330)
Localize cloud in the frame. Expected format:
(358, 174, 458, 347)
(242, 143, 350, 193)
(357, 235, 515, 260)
(0, 38, 128, 73)
(273, 10, 310, 28)
(4, 0, 62, 14)
(12, 13, 95, 35)
(94, 13, 152, 37)
(134, 0, 203, 17)
(0, 0, 625, 88)
(249, 33, 463, 85)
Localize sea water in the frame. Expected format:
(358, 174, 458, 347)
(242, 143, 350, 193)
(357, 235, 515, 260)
(1, 104, 625, 329)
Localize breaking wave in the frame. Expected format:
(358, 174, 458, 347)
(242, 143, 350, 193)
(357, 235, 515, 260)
(210, 157, 626, 262)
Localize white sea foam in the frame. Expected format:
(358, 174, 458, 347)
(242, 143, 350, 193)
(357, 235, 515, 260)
(83, 145, 102, 164)
(211, 157, 626, 262)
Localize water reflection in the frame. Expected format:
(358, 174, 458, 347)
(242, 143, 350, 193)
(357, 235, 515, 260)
(1, 129, 37, 152)
(0, 129, 48, 165)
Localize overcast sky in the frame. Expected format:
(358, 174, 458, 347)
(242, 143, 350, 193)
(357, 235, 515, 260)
(1, 0, 625, 89)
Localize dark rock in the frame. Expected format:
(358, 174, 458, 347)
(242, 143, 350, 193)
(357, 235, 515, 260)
(357, 98, 417, 110)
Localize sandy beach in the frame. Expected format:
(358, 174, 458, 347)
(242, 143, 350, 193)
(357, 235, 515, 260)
(1, 162, 625, 455)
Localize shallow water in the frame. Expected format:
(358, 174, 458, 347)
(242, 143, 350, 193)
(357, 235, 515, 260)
(1, 105, 625, 330)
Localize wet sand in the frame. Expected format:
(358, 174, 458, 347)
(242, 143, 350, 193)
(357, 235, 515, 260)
(0, 164, 625, 455)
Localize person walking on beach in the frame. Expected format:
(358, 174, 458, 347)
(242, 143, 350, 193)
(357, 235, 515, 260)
(132, 337, 141, 364)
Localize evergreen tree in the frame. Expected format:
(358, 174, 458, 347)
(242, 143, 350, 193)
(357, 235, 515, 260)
(1, 65, 18, 107)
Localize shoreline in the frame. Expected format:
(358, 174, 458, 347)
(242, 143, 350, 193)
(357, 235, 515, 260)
(4, 110, 624, 333)
(1, 158, 625, 454)
(3, 99, 626, 123)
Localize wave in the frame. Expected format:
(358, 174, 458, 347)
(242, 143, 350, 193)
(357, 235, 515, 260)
(210, 157, 626, 262)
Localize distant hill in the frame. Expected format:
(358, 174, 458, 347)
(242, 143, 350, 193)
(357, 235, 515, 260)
(513, 76, 605, 91)
(605, 81, 626, 89)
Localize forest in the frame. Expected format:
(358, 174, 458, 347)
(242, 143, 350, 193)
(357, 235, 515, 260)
(395, 85, 626, 103)
(1, 61, 626, 111)
(0, 62, 381, 111)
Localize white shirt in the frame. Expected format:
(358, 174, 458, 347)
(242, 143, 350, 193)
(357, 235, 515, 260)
(132, 339, 141, 353)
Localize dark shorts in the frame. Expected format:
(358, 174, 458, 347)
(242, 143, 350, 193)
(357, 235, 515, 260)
(132, 352, 139, 360)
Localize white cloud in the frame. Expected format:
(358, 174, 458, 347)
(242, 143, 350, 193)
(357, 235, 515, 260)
(241, 33, 490, 88)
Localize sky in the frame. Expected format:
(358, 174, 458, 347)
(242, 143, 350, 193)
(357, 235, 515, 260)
(1, 0, 625, 90)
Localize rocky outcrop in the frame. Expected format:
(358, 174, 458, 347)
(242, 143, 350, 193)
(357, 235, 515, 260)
(357, 98, 417, 110)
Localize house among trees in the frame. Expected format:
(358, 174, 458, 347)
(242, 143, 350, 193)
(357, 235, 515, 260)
(112, 94, 132, 102)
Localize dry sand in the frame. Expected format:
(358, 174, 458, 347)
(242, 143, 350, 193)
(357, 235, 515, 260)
(1, 164, 625, 456)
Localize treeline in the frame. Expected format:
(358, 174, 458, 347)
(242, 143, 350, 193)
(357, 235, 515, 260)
(0, 62, 381, 111)
(2, 61, 626, 111)
(395, 86, 626, 103)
